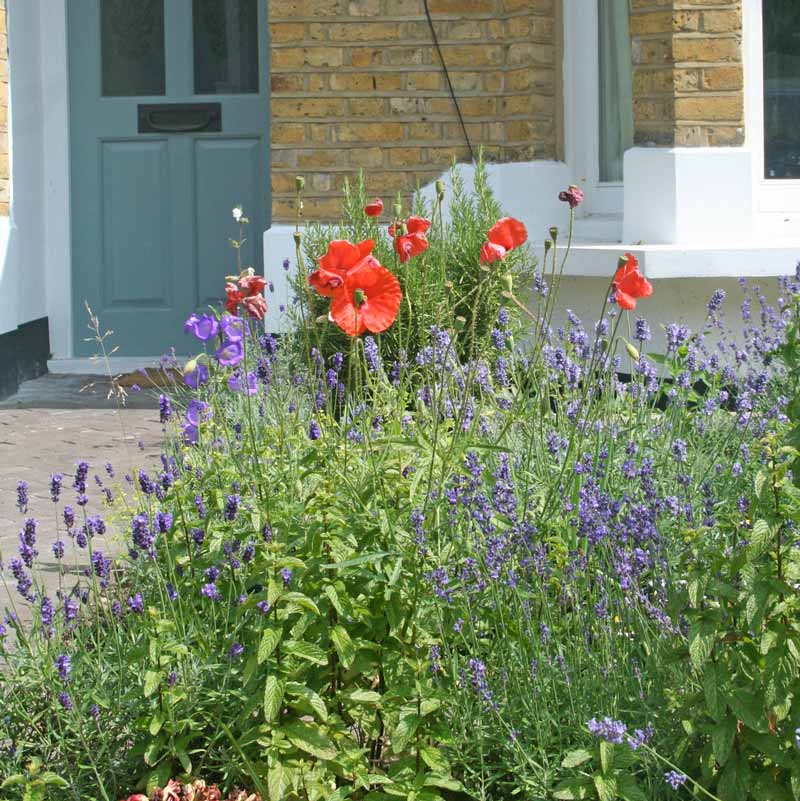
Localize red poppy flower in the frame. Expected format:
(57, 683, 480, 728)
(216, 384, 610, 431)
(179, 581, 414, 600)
(480, 241, 507, 265)
(486, 217, 527, 252)
(558, 185, 585, 209)
(309, 239, 376, 296)
(238, 274, 266, 295)
(389, 216, 431, 263)
(365, 198, 383, 217)
(612, 253, 652, 310)
(225, 283, 245, 314)
(242, 293, 267, 320)
(330, 261, 402, 336)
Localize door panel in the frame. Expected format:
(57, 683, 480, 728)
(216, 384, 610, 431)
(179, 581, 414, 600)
(101, 140, 172, 308)
(194, 138, 264, 308)
(68, 0, 269, 357)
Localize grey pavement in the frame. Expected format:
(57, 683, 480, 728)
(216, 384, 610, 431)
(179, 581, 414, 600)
(0, 374, 166, 619)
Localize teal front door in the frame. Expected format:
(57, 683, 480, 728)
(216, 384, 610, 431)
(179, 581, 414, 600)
(68, 0, 269, 357)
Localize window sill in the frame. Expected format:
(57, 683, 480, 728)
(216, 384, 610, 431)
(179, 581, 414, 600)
(552, 240, 800, 280)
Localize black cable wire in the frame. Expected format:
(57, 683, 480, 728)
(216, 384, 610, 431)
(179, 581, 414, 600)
(423, 0, 476, 163)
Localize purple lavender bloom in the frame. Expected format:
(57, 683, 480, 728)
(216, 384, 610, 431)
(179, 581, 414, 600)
(229, 642, 245, 660)
(707, 289, 726, 314)
(158, 394, 172, 423)
(16, 481, 28, 513)
(215, 339, 244, 367)
(282, 258, 290, 271)
(156, 511, 173, 533)
(166, 583, 178, 602)
(224, 494, 241, 521)
(52, 540, 65, 559)
(127, 593, 144, 614)
(55, 654, 71, 682)
(588, 717, 627, 744)
(627, 724, 654, 750)
(201, 582, 221, 601)
(138, 469, 157, 495)
(308, 419, 322, 440)
(281, 567, 292, 587)
(195, 494, 206, 519)
(185, 312, 220, 341)
(664, 771, 688, 790)
(73, 461, 89, 494)
(670, 439, 688, 463)
(89, 704, 100, 720)
(132, 515, 154, 552)
(49, 474, 63, 503)
(184, 362, 209, 389)
(635, 318, 651, 343)
(109, 600, 121, 619)
(468, 658, 495, 708)
(65, 597, 79, 622)
(220, 315, 246, 342)
(256, 600, 271, 615)
(192, 527, 205, 547)
(242, 540, 255, 563)
(58, 692, 73, 711)
(429, 645, 442, 674)
(364, 336, 382, 373)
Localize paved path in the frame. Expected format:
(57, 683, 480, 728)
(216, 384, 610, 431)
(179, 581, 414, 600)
(0, 375, 165, 619)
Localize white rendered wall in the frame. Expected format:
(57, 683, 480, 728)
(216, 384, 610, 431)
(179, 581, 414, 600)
(0, 0, 47, 338)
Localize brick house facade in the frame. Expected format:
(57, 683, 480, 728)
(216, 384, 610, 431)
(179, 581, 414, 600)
(0, 0, 796, 388)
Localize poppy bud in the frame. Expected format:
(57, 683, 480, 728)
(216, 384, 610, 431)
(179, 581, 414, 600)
(454, 316, 467, 332)
(354, 289, 367, 307)
(618, 255, 629, 269)
(394, 201, 403, 218)
(436, 179, 445, 200)
(544, 240, 552, 255)
(625, 341, 640, 362)
(549, 226, 558, 242)
(502, 273, 513, 293)
(293, 231, 302, 246)
(315, 314, 328, 324)
(183, 358, 198, 376)
(295, 176, 305, 192)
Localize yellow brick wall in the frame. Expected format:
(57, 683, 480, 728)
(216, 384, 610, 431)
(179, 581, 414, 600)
(269, 0, 561, 222)
(630, 0, 744, 147)
(0, 0, 8, 217)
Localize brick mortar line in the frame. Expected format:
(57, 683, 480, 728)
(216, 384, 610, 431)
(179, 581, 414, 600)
(631, 32, 741, 40)
(270, 90, 542, 98)
(269, 12, 549, 23)
(270, 38, 552, 47)
(633, 62, 743, 70)
(271, 65, 556, 73)
(269, 114, 553, 124)
(270, 143, 539, 157)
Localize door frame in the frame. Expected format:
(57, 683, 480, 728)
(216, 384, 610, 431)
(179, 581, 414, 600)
(41, 0, 271, 362)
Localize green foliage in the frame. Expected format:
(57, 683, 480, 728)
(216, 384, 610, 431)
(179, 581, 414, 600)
(288, 155, 535, 376)
(669, 296, 800, 801)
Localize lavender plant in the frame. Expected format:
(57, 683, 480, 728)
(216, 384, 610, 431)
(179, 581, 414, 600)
(0, 184, 798, 801)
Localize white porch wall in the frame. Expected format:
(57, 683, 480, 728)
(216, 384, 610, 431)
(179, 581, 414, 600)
(0, 0, 47, 338)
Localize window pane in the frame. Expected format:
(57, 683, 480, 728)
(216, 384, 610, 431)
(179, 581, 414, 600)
(101, 0, 165, 97)
(598, 0, 634, 183)
(763, 1, 800, 179)
(194, 0, 259, 95)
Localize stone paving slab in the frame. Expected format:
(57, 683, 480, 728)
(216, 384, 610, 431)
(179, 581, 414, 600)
(0, 375, 166, 620)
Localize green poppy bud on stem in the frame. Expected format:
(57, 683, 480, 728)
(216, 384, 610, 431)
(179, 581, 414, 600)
(293, 231, 302, 246)
(436, 179, 445, 200)
(625, 341, 640, 362)
(549, 226, 558, 242)
(454, 316, 467, 332)
(295, 176, 305, 192)
(544, 240, 552, 255)
(502, 274, 513, 293)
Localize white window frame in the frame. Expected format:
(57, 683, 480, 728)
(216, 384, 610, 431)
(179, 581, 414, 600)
(745, 0, 800, 213)
(562, 0, 625, 217)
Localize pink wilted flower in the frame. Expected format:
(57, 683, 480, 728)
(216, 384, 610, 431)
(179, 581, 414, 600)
(559, 185, 584, 209)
